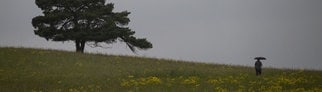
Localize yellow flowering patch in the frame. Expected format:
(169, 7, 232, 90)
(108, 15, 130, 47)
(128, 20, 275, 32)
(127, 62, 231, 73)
(120, 76, 161, 87)
(181, 76, 199, 85)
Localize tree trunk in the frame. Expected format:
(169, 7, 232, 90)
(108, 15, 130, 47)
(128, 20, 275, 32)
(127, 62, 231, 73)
(75, 40, 86, 53)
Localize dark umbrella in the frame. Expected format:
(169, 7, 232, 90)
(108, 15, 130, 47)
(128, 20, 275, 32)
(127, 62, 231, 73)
(254, 57, 266, 61)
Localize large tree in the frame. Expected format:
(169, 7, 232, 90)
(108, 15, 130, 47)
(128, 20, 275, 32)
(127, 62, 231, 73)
(32, 0, 152, 53)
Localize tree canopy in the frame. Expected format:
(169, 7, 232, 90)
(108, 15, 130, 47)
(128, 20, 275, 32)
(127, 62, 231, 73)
(32, 0, 152, 53)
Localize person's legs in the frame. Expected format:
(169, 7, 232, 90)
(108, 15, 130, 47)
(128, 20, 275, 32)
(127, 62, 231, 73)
(255, 68, 261, 76)
(255, 68, 259, 76)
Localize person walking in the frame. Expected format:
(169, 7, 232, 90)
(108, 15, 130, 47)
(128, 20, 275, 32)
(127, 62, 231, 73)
(254, 57, 265, 76)
(255, 60, 262, 76)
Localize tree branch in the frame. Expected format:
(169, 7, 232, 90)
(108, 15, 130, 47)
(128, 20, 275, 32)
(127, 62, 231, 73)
(86, 42, 111, 49)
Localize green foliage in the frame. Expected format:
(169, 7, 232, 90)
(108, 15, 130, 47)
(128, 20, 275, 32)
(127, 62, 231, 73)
(1, 47, 322, 92)
(32, 0, 152, 52)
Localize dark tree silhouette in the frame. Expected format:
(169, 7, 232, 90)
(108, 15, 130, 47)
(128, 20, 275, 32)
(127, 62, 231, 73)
(32, 0, 152, 53)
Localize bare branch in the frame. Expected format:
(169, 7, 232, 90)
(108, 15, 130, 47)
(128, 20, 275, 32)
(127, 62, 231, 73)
(86, 42, 111, 49)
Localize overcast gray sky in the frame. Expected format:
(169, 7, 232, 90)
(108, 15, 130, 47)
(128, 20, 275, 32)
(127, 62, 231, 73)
(1, 0, 322, 70)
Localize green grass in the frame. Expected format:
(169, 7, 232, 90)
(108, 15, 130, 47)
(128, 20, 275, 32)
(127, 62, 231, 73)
(0, 47, 322, 92)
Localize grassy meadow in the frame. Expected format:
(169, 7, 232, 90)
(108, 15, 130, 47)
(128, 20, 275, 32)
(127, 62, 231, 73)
(0, 47, 322, 92)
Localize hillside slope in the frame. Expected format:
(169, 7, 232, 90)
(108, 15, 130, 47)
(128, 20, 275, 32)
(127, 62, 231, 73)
(0, 47, 321, 92)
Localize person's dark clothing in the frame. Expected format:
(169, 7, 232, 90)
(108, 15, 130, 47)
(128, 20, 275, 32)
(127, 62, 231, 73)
(255, 61, 262, 76)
